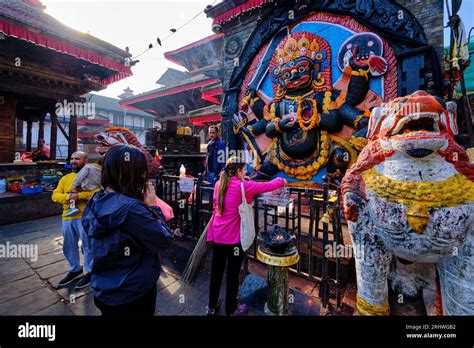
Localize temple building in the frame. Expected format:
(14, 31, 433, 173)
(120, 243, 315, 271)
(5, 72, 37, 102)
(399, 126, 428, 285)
(0, 0, 132, 163)
(119, 34, 224, 135)
(0, 0, 133, 225)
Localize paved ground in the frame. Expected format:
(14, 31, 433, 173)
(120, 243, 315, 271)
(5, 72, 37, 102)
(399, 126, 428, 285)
(0, 215, 361, 316)
(0, 215, 215, 316)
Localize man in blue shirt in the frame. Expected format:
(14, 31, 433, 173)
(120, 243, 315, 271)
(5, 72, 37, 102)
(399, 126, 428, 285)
(205, 125, 226, 185)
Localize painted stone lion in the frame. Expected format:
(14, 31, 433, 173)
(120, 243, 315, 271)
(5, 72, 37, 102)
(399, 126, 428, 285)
(341, 90, 474, 315)
(94, 126, 161, 177)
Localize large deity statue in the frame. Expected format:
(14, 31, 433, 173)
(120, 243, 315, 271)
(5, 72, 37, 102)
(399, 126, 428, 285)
(233, 31, 388, 183)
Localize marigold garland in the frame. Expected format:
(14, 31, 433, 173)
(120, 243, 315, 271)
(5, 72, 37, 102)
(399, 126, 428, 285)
(297, 98, 320, 131)
(272, 131, 330, 180)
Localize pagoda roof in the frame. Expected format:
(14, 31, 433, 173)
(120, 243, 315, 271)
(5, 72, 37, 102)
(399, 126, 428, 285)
(164, 34, 223, 72)
(119, 74, 219, 117)
(0, 0, 132, 86)
(156, 68, 190, 86)
(85, 94, 156, 119)
(188, 105, 222, 126)
(205, 0, 272, 26)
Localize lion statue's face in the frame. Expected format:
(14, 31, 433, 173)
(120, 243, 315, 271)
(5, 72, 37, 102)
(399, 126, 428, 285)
(367, 90, 458, 158)
(94, 130, 129, 155)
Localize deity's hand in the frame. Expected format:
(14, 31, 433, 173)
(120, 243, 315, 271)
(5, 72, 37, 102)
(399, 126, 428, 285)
(368, 54, 388, 75)
(240, 89, 258, 112)
(233, 112, 247, 133)
(279, 116, 297, 131)
(347, 44, 380, 71)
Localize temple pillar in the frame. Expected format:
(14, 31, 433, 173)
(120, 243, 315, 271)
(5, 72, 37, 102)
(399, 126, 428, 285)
(0, 96, 17, 162)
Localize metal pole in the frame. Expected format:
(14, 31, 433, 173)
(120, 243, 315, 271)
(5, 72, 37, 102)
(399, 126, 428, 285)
(448, 0, 474, 147)
(459, 64, 474, 147)
(447, 0, 456, 101)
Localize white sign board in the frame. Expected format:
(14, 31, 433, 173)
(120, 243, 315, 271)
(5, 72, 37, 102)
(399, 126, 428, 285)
(179, 177, 195, 193)
(260, 187, 291, 207)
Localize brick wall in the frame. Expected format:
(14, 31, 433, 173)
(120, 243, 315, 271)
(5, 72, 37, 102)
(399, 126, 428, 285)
(397, 0, 445, 64)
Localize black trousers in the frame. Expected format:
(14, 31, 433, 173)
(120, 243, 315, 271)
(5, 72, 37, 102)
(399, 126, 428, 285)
(94, 285, 157, 317)
(208, 243, 245, 315)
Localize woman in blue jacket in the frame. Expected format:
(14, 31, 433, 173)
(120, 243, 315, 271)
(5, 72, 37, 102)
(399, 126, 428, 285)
(82, 145, 174, 316)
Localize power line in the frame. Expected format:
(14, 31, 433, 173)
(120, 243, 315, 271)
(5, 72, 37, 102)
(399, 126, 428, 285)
(131, 0, 218, 60)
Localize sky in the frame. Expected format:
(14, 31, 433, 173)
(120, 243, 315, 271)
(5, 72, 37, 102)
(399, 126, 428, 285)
(41, 0, 474, 99)
(42, 0, 215, 99)
(444, 0, 474, 45)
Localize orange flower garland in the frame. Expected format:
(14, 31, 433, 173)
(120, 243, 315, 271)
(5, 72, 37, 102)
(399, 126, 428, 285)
(297, 98, 320, 131)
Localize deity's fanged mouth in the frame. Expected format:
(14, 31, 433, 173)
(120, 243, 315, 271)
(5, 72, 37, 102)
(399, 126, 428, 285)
(286, 75, 310, 88)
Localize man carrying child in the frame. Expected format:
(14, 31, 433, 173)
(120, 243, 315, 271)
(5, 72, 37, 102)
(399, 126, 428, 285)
(52, 152, 100, 290)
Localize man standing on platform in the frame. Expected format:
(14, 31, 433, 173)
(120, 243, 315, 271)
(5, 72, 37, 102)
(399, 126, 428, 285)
(52, 151, 97, 290)
(204, 125, 225, 186)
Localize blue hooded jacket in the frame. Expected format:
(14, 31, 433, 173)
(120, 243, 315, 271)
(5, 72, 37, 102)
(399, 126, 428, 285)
(82, 191, 173, 306)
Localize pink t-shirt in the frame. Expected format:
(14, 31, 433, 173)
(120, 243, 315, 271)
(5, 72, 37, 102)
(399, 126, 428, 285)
(42, 144, 50, 158)
(207, 177, 285, 244)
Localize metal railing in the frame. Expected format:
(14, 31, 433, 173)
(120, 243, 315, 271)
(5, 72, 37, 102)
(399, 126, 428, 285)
(155, 173, 348, 308)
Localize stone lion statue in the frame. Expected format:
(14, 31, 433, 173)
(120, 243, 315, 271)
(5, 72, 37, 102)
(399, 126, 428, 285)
(341, 90, 474, 315)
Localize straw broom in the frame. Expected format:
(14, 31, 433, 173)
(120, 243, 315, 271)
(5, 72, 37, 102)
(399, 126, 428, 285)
(181, 218, 212, 284)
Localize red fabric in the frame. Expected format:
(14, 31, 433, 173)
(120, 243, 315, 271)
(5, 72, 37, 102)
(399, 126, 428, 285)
(212, 0, 271, 25)
(0, 19, 132, 85)
(188, 113, 221, 126)
(77, 119, 109, 125)
(201, 86, 222, 104)
(201, 93, 220, 104)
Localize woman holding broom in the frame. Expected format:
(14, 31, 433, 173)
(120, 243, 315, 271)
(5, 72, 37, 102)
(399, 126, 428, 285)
(206, 156, 287, 316)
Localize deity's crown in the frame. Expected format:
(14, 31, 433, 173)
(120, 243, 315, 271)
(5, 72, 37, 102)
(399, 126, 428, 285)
(275, 32, 322, 66)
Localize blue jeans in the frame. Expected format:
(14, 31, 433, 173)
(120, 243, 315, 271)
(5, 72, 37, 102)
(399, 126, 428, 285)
(62, 218, 92, 273)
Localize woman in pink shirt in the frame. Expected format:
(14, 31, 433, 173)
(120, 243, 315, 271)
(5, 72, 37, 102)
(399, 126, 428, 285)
(206, 156, 286, 316)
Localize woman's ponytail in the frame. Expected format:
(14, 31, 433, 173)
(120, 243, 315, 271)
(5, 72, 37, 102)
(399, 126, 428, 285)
(216, 156, 246, 215)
